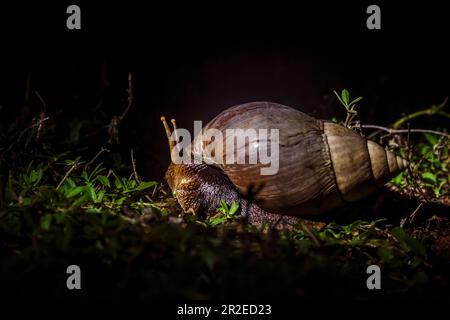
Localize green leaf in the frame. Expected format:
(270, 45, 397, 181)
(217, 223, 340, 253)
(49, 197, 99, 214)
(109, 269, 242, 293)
(128, 179, 137, 189)
(65, 156, 81, 166)
(22, 173, 30, 185)
(40, 214, 52, 231)
(220, 199, 228, 210)
(88, 186, 97, 202)
(114, 196, 127, 206)
(72, 193, 90, 207)
(391, 172, 405, 186)
(89, 163, 106, 181)
(66, 186, 85, 198)
(437, 179, 447, 192)
(96, 190, 106, 203)
(114, 176, 123, 189)
(349, 96, 363, 106)
(55, 211, 65, 224)
(392, 227, 427, 259)
(210, 215, 226, 226)
(422, 172, 437, 184)
(96, 175, 110, 188)
(228, 201, 239, 216)
(217, 199, 228, 214)
(123, 181, 157, 193)
(65, 177, 77, 189)
(424, 133, 439, 146)
(391, 227, 408, 245)
(81, 171, 89, 182)
(341, 89, 350, 105)
(134, 181, 157, 192)
(30, 169, 43, 185)
(333, 90, 345, 105)
(377, 247, 394, 262)
(69, 120, 83, 144)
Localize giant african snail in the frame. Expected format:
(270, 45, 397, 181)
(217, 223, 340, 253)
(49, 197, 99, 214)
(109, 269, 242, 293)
(161, 101, 408, 222)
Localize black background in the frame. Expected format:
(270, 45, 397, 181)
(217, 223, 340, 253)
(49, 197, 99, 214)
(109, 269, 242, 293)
(0, 1, 448, 179)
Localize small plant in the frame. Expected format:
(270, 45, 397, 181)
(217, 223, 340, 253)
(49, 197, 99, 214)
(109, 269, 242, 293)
(391, 133, 449, 198)
(333, 89, 363, 128)
(206, 200, 240, 226)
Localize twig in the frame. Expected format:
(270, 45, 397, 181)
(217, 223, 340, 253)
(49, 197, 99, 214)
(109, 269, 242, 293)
(404, 123, 413, 198)
(35, 91, 47, 112)
(83, 147, 110, 170)
(0, 117, 50, 157)
(301, 222, 320, 246)
(107, 72, 134, 144)
(56, 161, 81, 191)
(8, 170, 17, 200)
(406, 123, 412, 162)
(33, 91, 49, 141)
(130, 148, 141, 184)
(392, 96, 449, 129)
(407, 164, 431, 205)
(129, 148, 155, 203)
(361, 125, 449, 137)
(120, 73, 133, 120)
(84, 124, 108, 139)
(151, 185, 157, 199)
(408, 202, 424, 225)
(85, 72, 134, 142)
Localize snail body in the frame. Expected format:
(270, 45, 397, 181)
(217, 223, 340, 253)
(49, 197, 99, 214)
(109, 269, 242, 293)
(162, 102, 407, 220)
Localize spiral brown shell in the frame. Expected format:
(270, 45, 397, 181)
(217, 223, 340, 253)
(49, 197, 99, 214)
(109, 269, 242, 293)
(193, 102, 408, 216)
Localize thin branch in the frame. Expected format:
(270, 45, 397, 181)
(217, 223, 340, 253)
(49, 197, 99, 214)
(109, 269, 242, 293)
(84, 124, 109, 139)
(0, 117, 50, 157)
(409, 202, 424, 225)
(361, 125, 449, 138)
(83, 147, 110, 170)
(35, 91, 47, 112)
(56, 162, 78, 191)
(392, 96, 449, 129)
(8, 170, 17, 200)
(120, 73, 133, 120)
(301, 222, 320, 246)
(85, 72, 134, 142)
(406, 123, 412, 162)
(130, 148, 141, 184)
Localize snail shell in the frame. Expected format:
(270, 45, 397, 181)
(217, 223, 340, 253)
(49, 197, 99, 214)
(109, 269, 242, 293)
(192, 102, 408, 216)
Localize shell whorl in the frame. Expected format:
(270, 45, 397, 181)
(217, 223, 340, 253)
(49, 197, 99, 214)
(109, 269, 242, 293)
(324, 122, 408, 204)
(367, 140, 408, 186)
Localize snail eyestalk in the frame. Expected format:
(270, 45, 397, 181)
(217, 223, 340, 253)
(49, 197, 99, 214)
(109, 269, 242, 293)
(171, 118, 180, 152)
(160, 116, 175, 152)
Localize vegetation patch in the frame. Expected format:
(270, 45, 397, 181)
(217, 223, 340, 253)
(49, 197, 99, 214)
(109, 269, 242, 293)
(0, 88, 448, 299)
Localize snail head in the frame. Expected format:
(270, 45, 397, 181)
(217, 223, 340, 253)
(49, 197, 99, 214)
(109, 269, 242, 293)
(161, 116, 203, 212)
